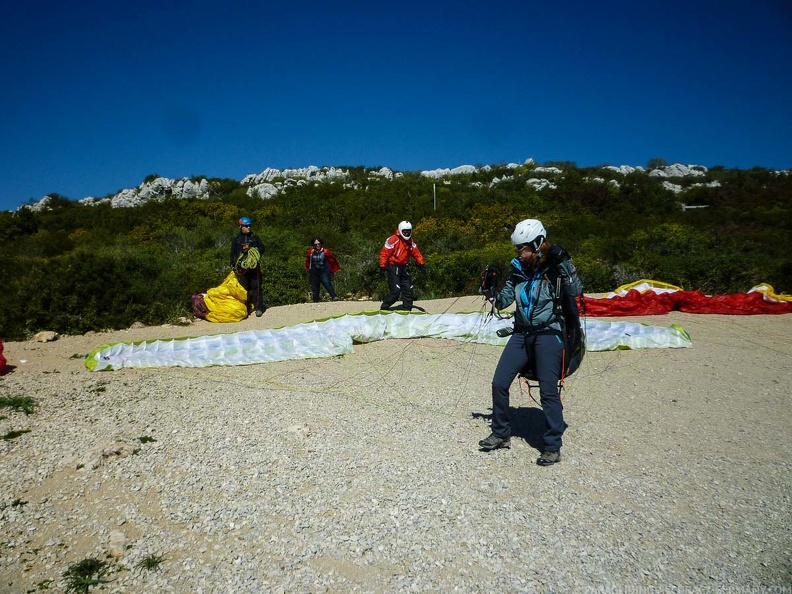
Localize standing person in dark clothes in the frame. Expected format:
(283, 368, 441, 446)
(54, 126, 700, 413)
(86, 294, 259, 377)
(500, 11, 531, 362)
(478, 219, 583, 466)
(304, 237, 341, 302)
(378, 221, 426, 311)
(230, 216, 266, 317)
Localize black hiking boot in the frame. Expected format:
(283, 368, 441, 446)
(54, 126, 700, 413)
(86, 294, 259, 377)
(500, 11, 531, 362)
(479, 433, 511, 451)
(536, 450, 561, 466)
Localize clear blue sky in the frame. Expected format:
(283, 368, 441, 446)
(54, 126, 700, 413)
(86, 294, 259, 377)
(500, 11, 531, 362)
(2, 0, 791, 211)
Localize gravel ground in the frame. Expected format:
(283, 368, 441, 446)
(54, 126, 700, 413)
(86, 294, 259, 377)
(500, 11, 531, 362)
(1, 296, 790, 593)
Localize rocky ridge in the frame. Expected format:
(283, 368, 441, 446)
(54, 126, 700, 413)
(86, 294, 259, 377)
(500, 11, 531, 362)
(21, 159, 784, 214)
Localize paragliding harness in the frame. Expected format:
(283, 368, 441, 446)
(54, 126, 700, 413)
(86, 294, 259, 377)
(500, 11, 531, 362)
(521, 247, 585, 384)
(482, 245, 586, 385)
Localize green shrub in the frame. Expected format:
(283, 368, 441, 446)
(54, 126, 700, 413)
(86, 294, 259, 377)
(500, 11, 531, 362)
(0, 165, 789, 338)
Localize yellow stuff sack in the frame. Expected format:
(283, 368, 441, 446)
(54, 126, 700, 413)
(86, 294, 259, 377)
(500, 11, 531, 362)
(204, 272, 249, 322)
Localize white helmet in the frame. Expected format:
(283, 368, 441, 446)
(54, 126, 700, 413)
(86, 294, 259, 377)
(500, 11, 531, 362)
(398, 220, 413, 240)
(511, 219, 546, 251)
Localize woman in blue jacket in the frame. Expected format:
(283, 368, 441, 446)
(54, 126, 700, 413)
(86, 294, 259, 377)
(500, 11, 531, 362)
(479, 219, 582, 466)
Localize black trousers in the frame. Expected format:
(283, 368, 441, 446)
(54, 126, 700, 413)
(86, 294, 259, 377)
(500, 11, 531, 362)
(380, 264, 414, 310)
(236, 268, 265, 312)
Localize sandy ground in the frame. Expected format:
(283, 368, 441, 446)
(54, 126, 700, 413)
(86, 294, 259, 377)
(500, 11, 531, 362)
(1, 295, 790, 592)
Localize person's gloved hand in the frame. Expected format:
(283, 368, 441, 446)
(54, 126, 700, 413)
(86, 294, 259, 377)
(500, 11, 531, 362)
(379, 267, 386, 278)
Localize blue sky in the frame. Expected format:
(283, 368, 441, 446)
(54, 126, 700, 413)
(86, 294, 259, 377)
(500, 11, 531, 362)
(2, 0, 791, 211)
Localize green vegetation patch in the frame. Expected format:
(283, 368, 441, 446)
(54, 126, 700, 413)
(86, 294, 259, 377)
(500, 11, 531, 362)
(2, 164, 790, 341)
(63, 557, 113, 593)
(136, 553, 166, 572)
(0, 395, 36, 415)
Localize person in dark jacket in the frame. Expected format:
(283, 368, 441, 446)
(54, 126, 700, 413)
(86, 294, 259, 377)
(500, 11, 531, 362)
(478, 219, 582, 466)
(378, 221, 425, 311)
(304, 237, 341, 302)
(230, 216, 266, 317)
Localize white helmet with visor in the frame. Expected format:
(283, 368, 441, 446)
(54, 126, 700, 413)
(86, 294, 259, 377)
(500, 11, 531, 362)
(398, 220, 413, 240)
(511, 219, 546, 252)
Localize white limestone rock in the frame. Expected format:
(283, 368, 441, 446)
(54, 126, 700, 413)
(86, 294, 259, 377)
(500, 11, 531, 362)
(15, 159, 749, 213)
(527, 178, 557, 191)
(31, 331, 59, 342)
(78, 196, 110, 206)
(420, 165, 478, 178)
(604, 165, 645, 175)
(649, 164, 708, 178)
(534, 166, 563, 175)
(371, 167, 394, 179)
(247, 183, 280, 200)
(108, 176, 212, 208)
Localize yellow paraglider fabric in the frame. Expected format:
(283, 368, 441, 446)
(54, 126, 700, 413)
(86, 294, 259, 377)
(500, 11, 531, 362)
(748, 283, 792, 303)
(612, 279, 683, 294)
(203, 272, 249, 323)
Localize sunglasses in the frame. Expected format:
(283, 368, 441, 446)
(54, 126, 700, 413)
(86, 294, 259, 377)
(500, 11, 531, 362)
(515, 243, 533, 252)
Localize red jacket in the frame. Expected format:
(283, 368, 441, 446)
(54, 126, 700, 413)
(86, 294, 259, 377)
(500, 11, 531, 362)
(304, 247, 341, 273)
(379, 231, 425, 267)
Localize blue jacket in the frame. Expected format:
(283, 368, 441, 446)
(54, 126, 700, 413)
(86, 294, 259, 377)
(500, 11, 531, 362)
(492, 245, 582, 333)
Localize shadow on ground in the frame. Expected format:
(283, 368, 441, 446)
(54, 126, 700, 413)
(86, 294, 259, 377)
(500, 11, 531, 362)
(471, 406, 548, 450)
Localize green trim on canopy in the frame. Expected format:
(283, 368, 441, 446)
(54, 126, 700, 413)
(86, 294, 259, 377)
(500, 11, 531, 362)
(85, 310, 692, 372)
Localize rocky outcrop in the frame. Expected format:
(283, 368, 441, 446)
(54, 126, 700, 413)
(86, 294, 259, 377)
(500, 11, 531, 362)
(242, 166, 350, 200)
(72, 177, 213, 209)
(604, 165, 646, 175)
(19, 159, 750, 213)
(649, 164, 708, 178)
(421, 165, 479, 178)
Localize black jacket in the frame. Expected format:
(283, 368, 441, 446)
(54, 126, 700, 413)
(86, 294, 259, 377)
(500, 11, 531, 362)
(230, 232, 264, 269)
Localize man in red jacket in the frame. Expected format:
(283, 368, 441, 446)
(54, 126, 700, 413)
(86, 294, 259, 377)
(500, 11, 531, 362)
(379, 221, 426, 311)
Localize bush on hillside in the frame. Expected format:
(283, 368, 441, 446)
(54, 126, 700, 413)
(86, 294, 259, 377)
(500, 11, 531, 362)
(0, 164, 790, 340)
